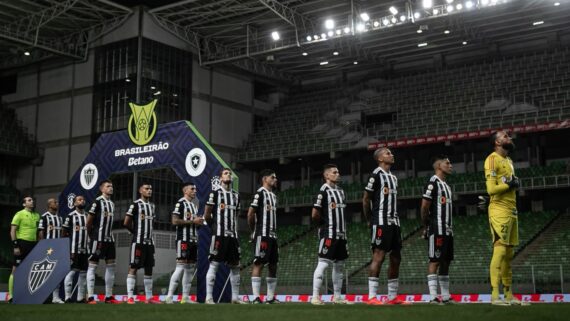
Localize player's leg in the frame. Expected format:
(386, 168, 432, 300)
(312, 238, 332, 305)
(489, 214, 509, 305)
(143, 245, 159, 303)
(265, 239, 279, 304)
(427, 233, 440, 303)
(251, 236, 264, 303)
(332, 240, 352, 304)
(367, 248, 385, 303)
(126, 243, 139, 303)
(181, 242, 197, 303)
(166, 241, 186, 303)
(86, 240, 99, 303)
(387, 249, 402, 302)
(228, 238, 244, 304)
(103, 243, 118, 303)
(77, 257, 88, 303)
(438, 260, 451, 303)
(64, 267, 77, 302)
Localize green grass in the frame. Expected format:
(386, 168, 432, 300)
(3, 303, 570, 321)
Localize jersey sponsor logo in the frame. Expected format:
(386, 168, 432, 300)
(80, 163, 99, 190)
(28, 257, 57, 294)
(185, 212, 192, 220)
(185, 148, 207, 177)
(128, 100, 158, 146)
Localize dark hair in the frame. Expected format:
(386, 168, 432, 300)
(138, 182, 151, 189)
(323, 164, 338, 172)
(219, 167, 232, 176)
(22, 195, 33, 204)
(99, 179, 112, 187)
(72, 195, 84, 203)
(182, 181, 195, 188)
(431, 154, 449, 165)
(259, 169, 275, 182)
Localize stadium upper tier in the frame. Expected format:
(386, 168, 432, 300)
(277, 162, 569, 207)
(237, 48, 570, 162)
(0, 106, 37, 159)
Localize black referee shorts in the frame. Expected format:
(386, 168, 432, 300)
(13, 239, 37, 266)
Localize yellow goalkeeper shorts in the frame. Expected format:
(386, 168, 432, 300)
(488, 207, 519, 246)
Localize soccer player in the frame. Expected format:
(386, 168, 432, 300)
(362, 148, 407, 305)
(38, 198, 64, 304)
(204, 168, 246, 304)
(86, 180, 120, 304)
(421, 155, 455, 305)
(165, 182, 204, 304)
(310, 164, 351, 305)
(248, 169, 279, 304)
(9, 196, 40, 302)
(63, 195, 90, 303)
(484, 131, 528, 306)
(123, 182, 161, 304)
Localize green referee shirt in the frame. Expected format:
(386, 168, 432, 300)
(11, 209, 40, 241)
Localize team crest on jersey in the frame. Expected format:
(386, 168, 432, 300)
(383, 186, 390, 195)
(490, 170, 497, 177)
(440, 196, 446, 204)
(128, 100, 157, 146)
(140, 214, 145, 221)
(220, 203, 226, 210)
(330, 202, 337, 209)
(67, 193, 76, 209)
(435, 249, 441, 258)
(28, 257, 57, 294)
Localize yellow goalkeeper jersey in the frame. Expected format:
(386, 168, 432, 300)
(484, 151, 516, 211)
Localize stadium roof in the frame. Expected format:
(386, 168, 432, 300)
(1, 0, 569, 80)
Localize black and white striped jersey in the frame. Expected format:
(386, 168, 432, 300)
(250, 187, 277, 238)
(422, 175, 453, 236)
(313, 183, 347, 239)
(38, 212, 63, 239)
(365, 167, 400, 226)
(88, 195, 115, 242)
(172, 197, 198, 241)
(126, 199, 155, 244)
(207, 187, 240, 238)
(63, 210, 89, 254)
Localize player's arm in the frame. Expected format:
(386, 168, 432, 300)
(204, 191, 217, 223)
(247, 207, 256, 232)
(311, 208, 321, 223)
(86, 213, 95, 235)
(62, 217, 70, 237)
(10, 223, 20, 255)
(248, 192, 261, 232)
(362, 191, 372, 225)
(38, 216, 45, 240)
(484, 156, 510, 195)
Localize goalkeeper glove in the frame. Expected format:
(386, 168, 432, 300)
(507, 176, 520, 189)
(478, 195, 489, 212)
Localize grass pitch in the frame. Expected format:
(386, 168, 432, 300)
(3, 303, 570, 321)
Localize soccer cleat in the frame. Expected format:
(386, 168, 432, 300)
(52, 297, 65, 304)
(204, 298, 215, 305)
(506, 297, 530, 306)
(491, 298, 510, 306)
(180, 297, 196, 304)
(146, 297, 162, 304)
(310, 297, 325, 305)
(252, 297, 263, 304)
(429, 298, 444, 305)
(87, 297, 97, 304)
(265, 298, 281, 304)
(333, 296, 354, 305)
(442, 298, 458, 305)
(76, 299, 87, 304)
(126, 298, 136, 304)
(385, 297, 410, 305)
(105, 296, 121, 304)
(231, 299, 249, 304)
(165, 296, 174, 304)
(366, 297, 383, 305)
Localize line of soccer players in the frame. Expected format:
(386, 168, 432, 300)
(8, 130, 526, 305)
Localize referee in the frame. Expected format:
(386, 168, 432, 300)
(9, 196, 41, 302)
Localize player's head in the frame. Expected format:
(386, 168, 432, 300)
(323, 164, 340, 184)
(490, 130, 515, 152)
(374, 147, 395, 166)
(432, 155, 453, 176)
(138, 182, 152, 199)
(219, 168, 232, 185)
(22, 196, 34, 210)
(259, 169, 277, 188)
(73, 195, 86, 210)
(99, 179, 113, 196)
(47, 198, 58, 211)
(182, 182, 197, 199)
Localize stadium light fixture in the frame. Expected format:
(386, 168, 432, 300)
(125, 78, 131, 82)
(444, 29, 451, 34)
(153, 91, 161, 96)
(314, 34, 319, 40)
(344, 27, 351, 34)
(321, 33, 327, 39)
(554, 2, 560, 6)
(389, 7, 398, 15)
(320, 61, 329, 65)
(456, 3, 463, 10)
(423, 0, 433, 9)
(433, 8, 440, 14)
(353, 61, 358, 65)
(400, 15, 406, 22)
(418, 42, 428, 47)
(465, 1, 474, 9)
(481, 0, 489, 5)
(391, 17, 397, 23)
(417, 29, 423, 33)
(327, 30, 334, 37)
(325, 19, 335, 29)
(533, 21, 544, 25)
(24, 51, 30, 56)
(462, 41, 468, 45)
(302, 52, 308, 56)
(383, 18, 390, 26)
(271, 31, 280, 41)
(173, 93, 178, 97)
(360, 12, 370, 21)
(414, 12, 421, 19)
(150, 86, 156, 90)
(336, 29, 342, 35)
(447, 5, 454, 12)
(446, 0, 454, 3)
(333, 51, 339, 56)
(356, 23, 366, 32)
(373, 20, 380, 27)
(306, 35, 312, 41)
